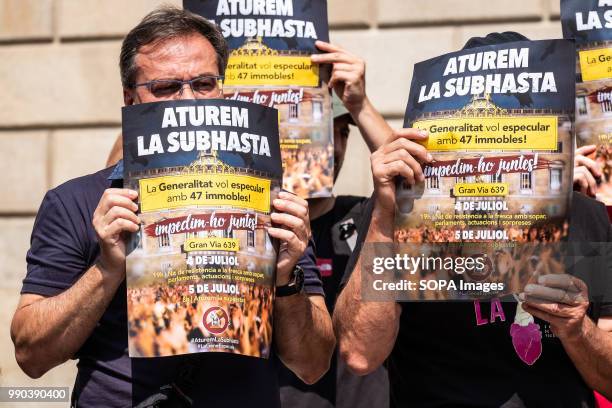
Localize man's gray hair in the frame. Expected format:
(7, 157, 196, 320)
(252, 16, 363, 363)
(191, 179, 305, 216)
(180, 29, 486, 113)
(119, 5, 229, 88)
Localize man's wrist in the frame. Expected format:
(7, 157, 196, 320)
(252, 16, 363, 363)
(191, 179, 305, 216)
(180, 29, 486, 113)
(562, 316, 595, 345)
(346, 95, 370, 122)
(275, 264, 294, 287)
(372, 193, 395, 223)
(276, 264, 305, 297)
(95, 257, 125, 285)
(369, 204, 395, 242)
(276, 274, 292, 287)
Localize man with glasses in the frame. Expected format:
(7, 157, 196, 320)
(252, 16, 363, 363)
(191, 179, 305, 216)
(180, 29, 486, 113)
(10, 6, 335, 408)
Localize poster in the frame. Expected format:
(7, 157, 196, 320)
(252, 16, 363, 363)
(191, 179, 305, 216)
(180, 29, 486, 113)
(123, 99, 282, 358)
(184, 0, 334, 198)
(391, 39, 576, 300)
(562, 0, 612, 204)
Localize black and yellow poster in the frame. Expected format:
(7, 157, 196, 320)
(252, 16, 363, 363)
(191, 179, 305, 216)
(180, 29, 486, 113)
(562, 0, 612, 204)
(123, 99, 282, 358)
(393, 39, 576, 299)
(185, 0, 334, 198)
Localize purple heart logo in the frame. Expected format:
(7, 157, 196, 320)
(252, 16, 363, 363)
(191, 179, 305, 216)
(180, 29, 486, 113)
(510, 322, 542, 365)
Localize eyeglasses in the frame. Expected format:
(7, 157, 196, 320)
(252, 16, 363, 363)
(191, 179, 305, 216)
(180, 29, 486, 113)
(132, 75, 224, 99)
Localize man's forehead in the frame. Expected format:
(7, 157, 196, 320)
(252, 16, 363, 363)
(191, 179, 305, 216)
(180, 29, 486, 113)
(138, 34, 211, 56)
(134, 34, 219, 80)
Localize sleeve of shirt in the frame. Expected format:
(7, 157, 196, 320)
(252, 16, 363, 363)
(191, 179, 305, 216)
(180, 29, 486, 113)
(22, 190, 90, 297)
(339, 197, 374, 291)
(298, 238, 325, 296)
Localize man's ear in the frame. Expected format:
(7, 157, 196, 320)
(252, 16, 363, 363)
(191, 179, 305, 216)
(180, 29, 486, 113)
(123, 88, 136, 106)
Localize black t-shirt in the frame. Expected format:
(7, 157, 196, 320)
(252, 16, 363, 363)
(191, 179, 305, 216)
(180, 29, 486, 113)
(312, 196, 367, 313)
(341, 192, 612, 408)
(279, 196, 389, 408)
(22, 164, 324, 408)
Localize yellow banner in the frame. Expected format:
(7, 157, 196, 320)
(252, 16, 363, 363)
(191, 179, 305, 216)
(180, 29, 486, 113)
(184, 237, 240, 252)
(225, 55, 319, 87)
(413, 116, 558, 151)
(454, 183, 509, 197)
(139, 174, 270, 213)
(579, 48, 612, 82)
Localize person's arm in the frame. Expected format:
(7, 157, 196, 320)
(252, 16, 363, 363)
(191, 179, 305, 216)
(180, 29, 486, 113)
(563, 316, 612, 398)
(274, 294, 334, 384)
(350, 98, 393, 152)
(268, 191, 335, 384)
(11, 188, 139, 378)
(11, 266, 124, 378)
(522, 275, 612, 398)
(333, 129, 431, 375)
(333, 203, 401, 375)
(312, 41, 391, 152)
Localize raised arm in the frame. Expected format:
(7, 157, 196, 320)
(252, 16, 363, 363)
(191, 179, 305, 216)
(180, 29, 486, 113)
(312, 40, 391, 152)
(333, 129, 431, 375)
(268, 191, 335, 384)
(275, 293, 335, 384)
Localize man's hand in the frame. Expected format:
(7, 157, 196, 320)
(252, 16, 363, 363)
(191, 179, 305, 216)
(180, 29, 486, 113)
(521, 274, 612, 397)
(311, 40, 366, 114)
(574, 145, 602, 197)
(521, 274, 590, 341)
(269, 191, 311, 286)
(311, 40, 393, 152)
(371, 129, 432, 216)
(92, 188, 140, 276)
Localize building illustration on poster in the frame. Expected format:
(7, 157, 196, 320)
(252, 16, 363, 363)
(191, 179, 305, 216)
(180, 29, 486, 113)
(126, 150, 278, 358)
(184, 0, 334, 198)
(224, 38, 333, 197)
(397, 94, 571, 244)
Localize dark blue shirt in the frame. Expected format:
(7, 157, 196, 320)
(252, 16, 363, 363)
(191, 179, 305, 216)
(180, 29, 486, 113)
(22, 163, 324, 408)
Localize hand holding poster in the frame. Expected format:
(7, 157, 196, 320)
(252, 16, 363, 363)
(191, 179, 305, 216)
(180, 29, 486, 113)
(562, 0, 612, 205)
(123, 99, 282, 358)
(361, 39, 576, 301)
(184, 0, 334, 198)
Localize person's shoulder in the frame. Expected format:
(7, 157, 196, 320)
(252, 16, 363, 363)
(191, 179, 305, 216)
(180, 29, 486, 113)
(569, 192, 610, 242)
(51, 166, 115, 199)
(43, 166, 115, 216)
